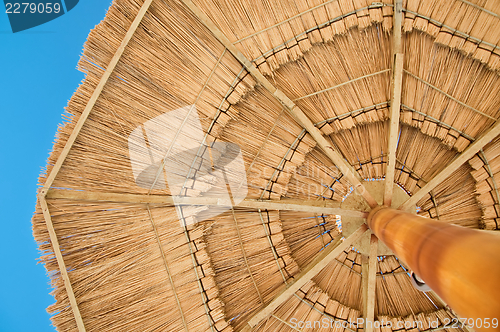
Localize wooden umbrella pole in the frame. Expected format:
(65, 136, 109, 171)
(367, 206, 500, 328)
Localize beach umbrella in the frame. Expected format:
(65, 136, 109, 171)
(33, 0, 500, 331)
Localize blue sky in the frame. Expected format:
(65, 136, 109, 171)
(0, 2, 112, 330)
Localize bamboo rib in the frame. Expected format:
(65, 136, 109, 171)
(456, 0, 500, 20)
(404, 70, 496, 121)
(146, 206, 190, 332)
(293, 69, 390, 102)
(230, 207, 265, 304)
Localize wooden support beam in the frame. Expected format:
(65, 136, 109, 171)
(239, 224, 369, 332)
(180, 0, 378, 209)
(40, 0, 154, 195)
(384, 56, 403, 206)
(365, 235, 378, 332)
(383, 55, 403, 206)
(399, 120, 500, 211)
(46, 189, 367, 217)
(392, 0, 403, 54)
(361, 254, 369, 319)
(39, 195, 86, 332)
(384, 0, 404, 207)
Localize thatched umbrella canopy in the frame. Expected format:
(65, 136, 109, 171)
(33, 0, 500, 331)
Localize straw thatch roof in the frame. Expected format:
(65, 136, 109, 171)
(33, 0, 500, 331)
